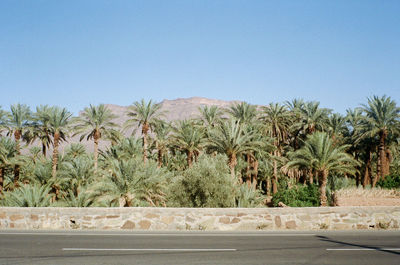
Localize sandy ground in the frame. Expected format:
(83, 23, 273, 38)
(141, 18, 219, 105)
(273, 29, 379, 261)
(336, 197, 400, 206)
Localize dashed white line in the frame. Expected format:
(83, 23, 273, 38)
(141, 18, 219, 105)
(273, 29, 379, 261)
(63, 248, 237, 252)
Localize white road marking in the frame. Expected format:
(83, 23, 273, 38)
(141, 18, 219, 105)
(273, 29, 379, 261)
(63, 248, 237, 252)
(0, 232, 315, 237)
(327, 248, 400, 251)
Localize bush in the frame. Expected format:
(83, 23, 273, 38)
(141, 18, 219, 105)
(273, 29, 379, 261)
(168, 155, 236, 207)
(0, 184, 53, 207)
(377, 175, 400, 189)
(272, 184, 320, 207)
(235, 184, 266, 208)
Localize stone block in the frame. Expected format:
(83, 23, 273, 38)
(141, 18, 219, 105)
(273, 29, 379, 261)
(231, 217, 241, 224)
(161, 216, 174, 225)
(106, 215, 120, 219)
(30, 214, 39, 221)
(285, 220, 296, 229)
(145, 213, 160, 219)
(138, 220, 151, 229)
(299, 215, 311, 221)
(121, 220, 135, 229)
(10, 214, 24, 221)
(219, 217, 230, 224)
(275, 216, 282, 228)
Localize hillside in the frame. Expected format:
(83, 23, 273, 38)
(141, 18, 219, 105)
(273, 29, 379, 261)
(33, 97, 240, 154)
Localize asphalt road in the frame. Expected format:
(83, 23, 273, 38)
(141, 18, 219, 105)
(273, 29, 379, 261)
(0, 230, 399, 265)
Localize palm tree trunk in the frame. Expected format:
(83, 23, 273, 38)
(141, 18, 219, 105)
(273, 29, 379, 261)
(363, 150, 372, 188)
(0, 167, 4, 192)
(228, 153, 237, 180)
(251, 159, 258, 189)
(13, 130, 21, 186)
(383, 148, 391, 177)
(52, 132, 60, 178)
(377, 130, 387, 181)
(272, 159, 278, 194)
(42, 143, 47, 157)
(94, 130, 100, 171)
(142, 123, 149, 165)
(266, 176, 271, 196)
(157, 149, 163, 168)
(246, 153, 252, 187)
(187, 150, 193, 168)
(309, 169, 314, 184)
(319, 170, 328, 206)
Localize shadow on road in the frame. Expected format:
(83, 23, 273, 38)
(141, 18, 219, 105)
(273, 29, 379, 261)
(316, 235, 400, 256)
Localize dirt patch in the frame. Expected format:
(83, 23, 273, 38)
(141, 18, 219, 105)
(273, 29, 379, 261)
(336, 188, 400, 206)
(336, 197, 400, 206)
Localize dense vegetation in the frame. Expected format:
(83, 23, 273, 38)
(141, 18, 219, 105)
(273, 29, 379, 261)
(0, 95, 399, 207)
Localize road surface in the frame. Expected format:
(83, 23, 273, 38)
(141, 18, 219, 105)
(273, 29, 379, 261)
(0, 230, 399, 264)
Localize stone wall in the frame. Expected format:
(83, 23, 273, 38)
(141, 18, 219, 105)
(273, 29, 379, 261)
(0, 207, 399, 231)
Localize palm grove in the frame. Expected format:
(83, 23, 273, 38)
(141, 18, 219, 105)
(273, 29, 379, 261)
(0, 96, 399, 208)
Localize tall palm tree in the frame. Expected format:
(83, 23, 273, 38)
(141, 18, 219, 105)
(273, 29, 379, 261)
(171, 120, 205, 168)
(261, 103, 292, 193)
(207, 119, 265, 179)
(0, 107, 10, 133)
(48, 107, 72, 178)
(226, 102, 257, 124)
(361, 95, 400, 183)
(345, 108, 367, 186)
(327, 113, 347, 142)
(294, 101, 331, 135)
(0, 137, 17, 192)
(287, 132, 359, 206)
(72, 104, 119, 170)
(124, 99, 164, 164)
(198, 105, 224, 127)
(152, 121, 171, 168)
(30, 105, 53, 157)
(7, 104, 32, 185)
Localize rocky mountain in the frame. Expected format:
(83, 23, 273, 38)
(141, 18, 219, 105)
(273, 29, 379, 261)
(105, 96, 239, 125)
(26, 97, 240, 155)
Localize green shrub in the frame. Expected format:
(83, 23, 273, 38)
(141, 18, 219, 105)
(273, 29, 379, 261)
(168, 155, 236, 207)
(0, 184, 53, 207)
(272, 184, 320, 207)
(377, 175, 400, 189)
(235, 184, 265, 208)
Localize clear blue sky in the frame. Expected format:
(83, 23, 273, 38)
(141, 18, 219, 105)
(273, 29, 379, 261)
(1, 0, 399, 114)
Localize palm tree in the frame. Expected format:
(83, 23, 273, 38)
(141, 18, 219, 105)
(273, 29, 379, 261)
(152, 121, 171, 168)
(0, 137, 17, 192)
(171, 120, 205, 168)
(95, 159, 167, 207)
(0, 107, 9, 133)
(344, 108, 366, 186)
(29, 105, 53, 157)
(124, 99, 164, 164)
(198, 105, 224, 127)
(58, 156, 95, 196)
(287, 132, 359, 206)
(294, 101, 331, 135)
(48, 107, 72, 178)
(226, 102, 257, 124)
(0, 184, 52, 207)
(261, 103, 292, 193)
(361, 95, 400, 183)
(327, 113, 347, 142)
(72, 104, 118, 170)
(7, 104, 32, 185)
(207, 119, 265, 180)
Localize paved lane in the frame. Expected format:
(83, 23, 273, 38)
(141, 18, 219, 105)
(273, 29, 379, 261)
(0, 230, 398, 264)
